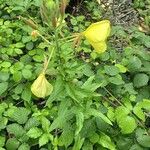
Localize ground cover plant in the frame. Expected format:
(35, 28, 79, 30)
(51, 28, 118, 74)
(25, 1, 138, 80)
(0, 0, 150, 149)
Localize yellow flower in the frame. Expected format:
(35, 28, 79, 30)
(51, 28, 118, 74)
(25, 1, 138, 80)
(31, 73, 53, 98)
(83, 20, 111, 53)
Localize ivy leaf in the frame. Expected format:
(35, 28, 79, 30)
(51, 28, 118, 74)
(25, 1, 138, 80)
(98, 132, 116, 150)
(27, 127, 42, 139)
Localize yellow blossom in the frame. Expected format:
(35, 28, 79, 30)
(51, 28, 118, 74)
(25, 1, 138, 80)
(31, 73, 53, 98)
(82, 20, 111, 53)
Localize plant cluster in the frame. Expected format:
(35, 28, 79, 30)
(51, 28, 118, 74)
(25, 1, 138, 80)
(0, 0, 150, 150)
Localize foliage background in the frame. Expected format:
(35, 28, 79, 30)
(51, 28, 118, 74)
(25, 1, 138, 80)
(0, 0, 150, 150)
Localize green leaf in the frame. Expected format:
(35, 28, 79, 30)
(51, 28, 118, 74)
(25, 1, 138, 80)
(1, 61, 11, 68)
(13, 71, 22, 82)
(129, 144, 143, 150)
(39, 134, 49, 147)
(0, 82, 8, 95)
(12, 107, 30, 124)
(27, 127, 42, 139)
(26, 42, 34, 50)
(0, 72, 9, 81)
(22, 69, 32, 79)
(133, 99, 150, 121)
(115, 64, 127, 73)
(0, 117, 8, 131)
(6, 138, 20, 150)
(75, 112, 84, 136)
(136, 128, 150, 148)
(24, 117, 40, 131)
(99, 132, 116, 150)
(118, 116, 137, 134)
(18, 143, 30, 150)
(127, 56, 142, 71)
(72, 135, 85, 150)
(109, 75, 124, 85)
(0, 136, 5, 147)
(104, 65, 119, 76)
(88, 108, 112, 125)
(133, 73, 149, 88)
(7, 123, 25, 138)
(21, 85, 31, 102)
(58, 128, 74, 147)
(41, 116, 50, 132)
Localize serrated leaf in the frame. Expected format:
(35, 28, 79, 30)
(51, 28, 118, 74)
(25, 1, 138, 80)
(75, 112, 84, 136)
(58, 127, 74, 147)
(118, 116, 137, 134)
(88, 108, 112, 125)
(6, 138, 20, 150)
(39, 134, 49, 147)
(7, 123, 25, 138)
(0, 136, 5, 147)
(12, 107, 30, 124)
(27, 127, 42, 139)
(18, 143, 30, 150)
(0, 82, 8, 95)
(133, 73, 149, 88)
(99, 132, 116, 150)
(104, 65, 119, 76)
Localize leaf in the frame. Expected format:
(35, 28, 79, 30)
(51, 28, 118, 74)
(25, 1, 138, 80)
(18, 143, 30, 150)
(133, 73, 149, 88)
(22, 69, 32, 79)
(72, 135, 85, 150)
(46, 76, 64, 106)
(39, 134, 49, 147)
(0, 136, 5, 147)
(109, 75, 124, 85)
(88, 108, 112, 125)
(99, 132, 116, 150)
(133, 99, 150, 121)
(7, 123, 25, 138)
(27, 127, 42, 139)
(41, 116, 50, 132)
(118, 116, 137, 134)
(58, 128, 74, 148)
(11, 107, 30, 124)
(24, 117, 40, 131)
(0, 117, 8, 131)
(6, 138, 20, 150)
(136, 128, 150, 148)
(127, 56, 142, 71)
(81, 76, 102, 92)
(0, 72, 9, 81)
(0, 82, 8, 95)
(115, 64, 127, 73)
(21, 87, 31, 103)
(75, 112, 84, 136)
(104, 65, 119, 76)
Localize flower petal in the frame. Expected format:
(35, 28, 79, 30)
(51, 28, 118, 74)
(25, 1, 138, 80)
(31, 73, 53, 98)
